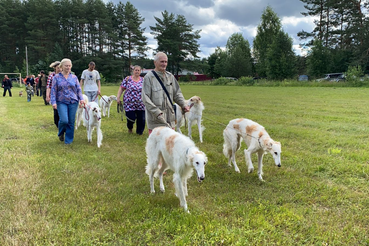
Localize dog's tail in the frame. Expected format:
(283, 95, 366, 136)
(222, 127, 241, 158)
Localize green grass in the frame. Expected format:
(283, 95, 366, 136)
(1, 86, 369, 245)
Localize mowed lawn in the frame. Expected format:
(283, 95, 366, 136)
(1, 85, 369, 245)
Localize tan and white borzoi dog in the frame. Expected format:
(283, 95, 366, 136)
(82, 101, 103, 148)
(175, 96, 205, 143)
(75, 94, 89, 129)
(223, 118, 281, 181)
(99, 95, 117, 118)
(145, 127, 207, 213)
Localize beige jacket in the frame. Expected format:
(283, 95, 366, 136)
(142, 71, 186, 130)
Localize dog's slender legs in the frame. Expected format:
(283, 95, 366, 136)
(197, 118, 203, 143)
(86, 126, 92, 142)
(107, 103, 112, 118)
(187, 120, 192, 139)
(182, 178, 188, 196)
(96, 125, 102, 148)
(257, 151, 265, 181)
(244, 149, 254, 173)
(231, 150, 240, 173)
(173, 173, 188, 212)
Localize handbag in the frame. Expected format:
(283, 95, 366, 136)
(151, 71, 177, 118)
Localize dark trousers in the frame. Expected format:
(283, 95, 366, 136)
(125, 110, 145, 135)
(41, 86, 47, 104)
(54, 108, 59, 128)
(3, 87, 12, 97)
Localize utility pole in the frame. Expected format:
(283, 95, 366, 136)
(26, 46, 28, 76)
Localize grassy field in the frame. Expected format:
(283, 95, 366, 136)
(1, 85, 369, 245)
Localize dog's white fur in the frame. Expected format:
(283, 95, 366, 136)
(176, 96, 205, 143)
(19, 90, 23, 97)
(99, 95, 117, 118)
(223, 118, 281, 181)
(82, 102, 103, 148)
(75, 94, 89, 129)
(145, 127, 207, 213)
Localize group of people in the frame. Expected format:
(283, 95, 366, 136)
(3, 52, 189, 146)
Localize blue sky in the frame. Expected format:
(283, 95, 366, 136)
(104, 0, 315, 58)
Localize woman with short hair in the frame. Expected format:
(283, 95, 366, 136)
(50, 58, 85, 144)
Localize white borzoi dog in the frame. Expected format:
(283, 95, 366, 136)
(99, 95, 117, 118)
(223, 118, 281, 181)
(75, 94, 89, 129)
(82, 102, 103, 148)
(175, 96, 205, 143)
(145, 127, 207, 213)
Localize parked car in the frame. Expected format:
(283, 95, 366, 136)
(298, 75, 308, 81)
(316, 73, 345, 82)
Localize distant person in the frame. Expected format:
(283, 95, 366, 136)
(80, 61, 101, 103)
(117, 65, 146, 135)
(50, 58, 85, 144)
(142, 52, 189, 134)
(46, 61, 61, 127)
(2, 75, 13, 97)
(39, 70, 48, 105)
(35, 74, 40, 96)
(26, 83, 34, 102)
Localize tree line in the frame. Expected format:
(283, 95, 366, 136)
(0, 0, 201, 82)
(1, 0, 368, 82)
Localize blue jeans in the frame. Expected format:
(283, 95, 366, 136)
(84, 91, 98, 103)
(57, 102, 78, 144)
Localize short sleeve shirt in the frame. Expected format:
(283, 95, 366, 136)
(81, 69, 100, 91)
(121, 76, 145, 111)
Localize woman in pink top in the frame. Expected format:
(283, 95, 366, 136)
(117, 65, 146, 135)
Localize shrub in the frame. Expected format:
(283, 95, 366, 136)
(235, 76, 254, 86)
(211, 77, 231, 85)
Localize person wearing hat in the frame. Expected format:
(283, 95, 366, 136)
(39, 70, 48, 105)
(46, 61, 62, 127)
(80, 61, 101, 103)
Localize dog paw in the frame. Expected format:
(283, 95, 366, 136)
(235, 168, 241, 173)
(248, 167, 254, 173)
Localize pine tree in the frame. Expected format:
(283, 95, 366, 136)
(150, 10, 201, 76)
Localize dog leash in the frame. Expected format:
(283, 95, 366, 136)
(202, 115, 262, 148)
(100, 95, 109, 104)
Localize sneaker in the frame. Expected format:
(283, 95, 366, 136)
(59, 134, 64, 142)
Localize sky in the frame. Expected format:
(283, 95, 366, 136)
(105, 0, 315, 58)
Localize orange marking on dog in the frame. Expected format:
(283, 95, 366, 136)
(233, 124, 240, 130)
(258, 131, 264, 138)
(246, 125, 258, 135)
(156, 126, 165, 135)
(165, 135, 177, 154)
(236, 118, 244, 123)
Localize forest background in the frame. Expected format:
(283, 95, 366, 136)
(0, 0, 369, 83)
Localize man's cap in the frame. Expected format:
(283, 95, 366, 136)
(49, 61, 61, 68)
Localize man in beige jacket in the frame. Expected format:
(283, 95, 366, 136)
(142, 52, 189, 133)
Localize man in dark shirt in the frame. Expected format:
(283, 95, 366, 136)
(39, 70, 48, 105)
(2, 75, 13, 97)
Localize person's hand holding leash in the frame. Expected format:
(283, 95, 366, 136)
(183, 106, 190, 112)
